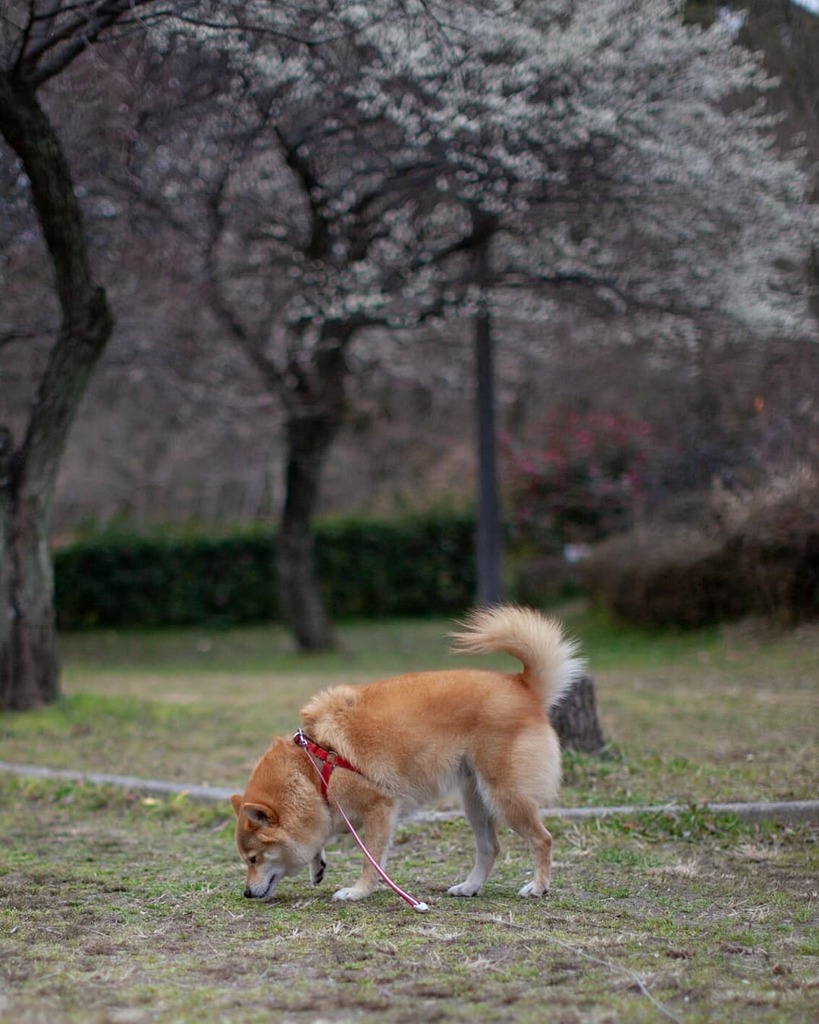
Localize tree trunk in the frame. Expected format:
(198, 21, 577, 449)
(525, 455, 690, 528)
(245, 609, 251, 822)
(0, 445, 60, 710)
(549, 674, 606, 753)
(276, 411, 338, 652)
(0, 76, 114, 710)
(275, 336, 348, 652)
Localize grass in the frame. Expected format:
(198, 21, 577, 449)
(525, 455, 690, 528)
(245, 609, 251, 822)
(1, 608, 817, 1022)
(0, 775, 816, 1024)
(1, 606, 816, 803)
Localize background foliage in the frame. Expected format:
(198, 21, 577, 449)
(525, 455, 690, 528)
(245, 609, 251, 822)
(55, 467, 818, 631)
(504, 410, 653, 549)
(583, 466, 819, 627)
(55, 512, 476, 628)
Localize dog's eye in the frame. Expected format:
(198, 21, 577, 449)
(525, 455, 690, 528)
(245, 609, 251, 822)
(248, 855, 258, 865)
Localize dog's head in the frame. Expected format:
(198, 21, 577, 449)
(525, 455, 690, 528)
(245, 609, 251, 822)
(231, 738, 329, 900)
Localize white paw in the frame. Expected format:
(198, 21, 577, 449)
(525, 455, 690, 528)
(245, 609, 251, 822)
(447, 881, 482, 897)
(518, 881, 549, 898)
(332, 886, 369, 901)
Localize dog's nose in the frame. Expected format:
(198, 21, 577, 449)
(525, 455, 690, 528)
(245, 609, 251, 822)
(244, 887, 253, 898)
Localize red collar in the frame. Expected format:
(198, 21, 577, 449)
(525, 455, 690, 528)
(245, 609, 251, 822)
(293, 730, 362, 801)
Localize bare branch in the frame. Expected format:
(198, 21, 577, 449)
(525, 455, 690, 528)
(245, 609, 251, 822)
(0, 325, 53, 349)
(12, 1, 160, 86)
(272, 124, 332, 262)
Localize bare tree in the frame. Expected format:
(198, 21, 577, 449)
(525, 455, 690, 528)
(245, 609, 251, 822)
(0, 0, 222, 708)
(0, 4, 141, 708)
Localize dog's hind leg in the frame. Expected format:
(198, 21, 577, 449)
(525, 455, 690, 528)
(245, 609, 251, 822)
(492, 791, 553, 897)
(447, 770, 500, 897)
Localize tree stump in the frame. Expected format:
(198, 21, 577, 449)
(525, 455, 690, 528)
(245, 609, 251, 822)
(549, 674, 606, 753)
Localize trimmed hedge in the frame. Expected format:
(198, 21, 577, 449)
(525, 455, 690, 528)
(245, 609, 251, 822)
(315, 515, 475, 618)
(55, 512, 476, 629)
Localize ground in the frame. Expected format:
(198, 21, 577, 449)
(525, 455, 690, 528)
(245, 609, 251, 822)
(1, 613, 817, 1022)
(0, 777, 816, 1023)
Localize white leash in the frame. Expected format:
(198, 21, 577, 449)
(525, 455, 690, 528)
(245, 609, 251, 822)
(294, 731, 429, 913)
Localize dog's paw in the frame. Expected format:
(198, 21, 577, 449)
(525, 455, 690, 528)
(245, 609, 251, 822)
(517, 881, 550, 898)
(332, 886, 370, 902)
(310, 850, 327, 886)
(447, 881, 482, 897)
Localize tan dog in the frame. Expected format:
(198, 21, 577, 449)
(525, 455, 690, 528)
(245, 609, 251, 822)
(231, 605, 583, 902)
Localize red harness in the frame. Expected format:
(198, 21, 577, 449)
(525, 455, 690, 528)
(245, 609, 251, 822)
(293, 730, 362, 800)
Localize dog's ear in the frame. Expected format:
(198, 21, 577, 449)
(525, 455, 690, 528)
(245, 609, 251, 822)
(230, 794, 243, 817)
(242, 802, 278, 828)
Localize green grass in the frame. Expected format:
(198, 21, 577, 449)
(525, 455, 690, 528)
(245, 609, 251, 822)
(0, 775, 816, 1024)
(53, 604, 729, 677)
(1, 610, 817, 1022)
(2, 607, 816, 804)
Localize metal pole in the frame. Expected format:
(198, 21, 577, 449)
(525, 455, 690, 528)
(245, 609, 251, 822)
(474, 244, 503, 606)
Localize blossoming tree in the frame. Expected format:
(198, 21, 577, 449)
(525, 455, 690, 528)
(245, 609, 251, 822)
(1, 0, 814, 702)
(143, 0, 813, 645)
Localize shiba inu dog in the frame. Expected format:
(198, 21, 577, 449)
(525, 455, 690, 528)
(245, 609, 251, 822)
(231, 605, 583, 903)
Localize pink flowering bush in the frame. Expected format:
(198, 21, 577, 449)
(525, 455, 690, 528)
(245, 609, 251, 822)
(504, 410, 653, 550)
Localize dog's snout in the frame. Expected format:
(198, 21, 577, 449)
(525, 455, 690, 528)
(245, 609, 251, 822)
(244, 886, 254, 898)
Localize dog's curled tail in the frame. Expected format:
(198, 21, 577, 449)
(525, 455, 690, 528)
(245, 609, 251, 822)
(450, 605, 584, 710)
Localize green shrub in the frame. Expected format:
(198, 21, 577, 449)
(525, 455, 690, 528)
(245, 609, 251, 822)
(55, 512, 476, 629)
(316, 512, 475, 618)
(504, 409, 653, 550)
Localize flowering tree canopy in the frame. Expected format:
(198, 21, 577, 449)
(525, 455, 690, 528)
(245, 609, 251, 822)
(146, 0, 814, 344)
(134, 0, 815, 640)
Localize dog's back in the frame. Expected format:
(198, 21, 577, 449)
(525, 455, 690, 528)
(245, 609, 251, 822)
(300, 605, 583, 808)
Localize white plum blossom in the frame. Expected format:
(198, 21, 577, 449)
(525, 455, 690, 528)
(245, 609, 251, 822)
(145, 0, 814, 354)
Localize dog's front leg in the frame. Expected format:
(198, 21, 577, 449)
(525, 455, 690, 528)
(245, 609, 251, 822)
(310, 848, 327, 885)
(332, 800, 395, 902)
